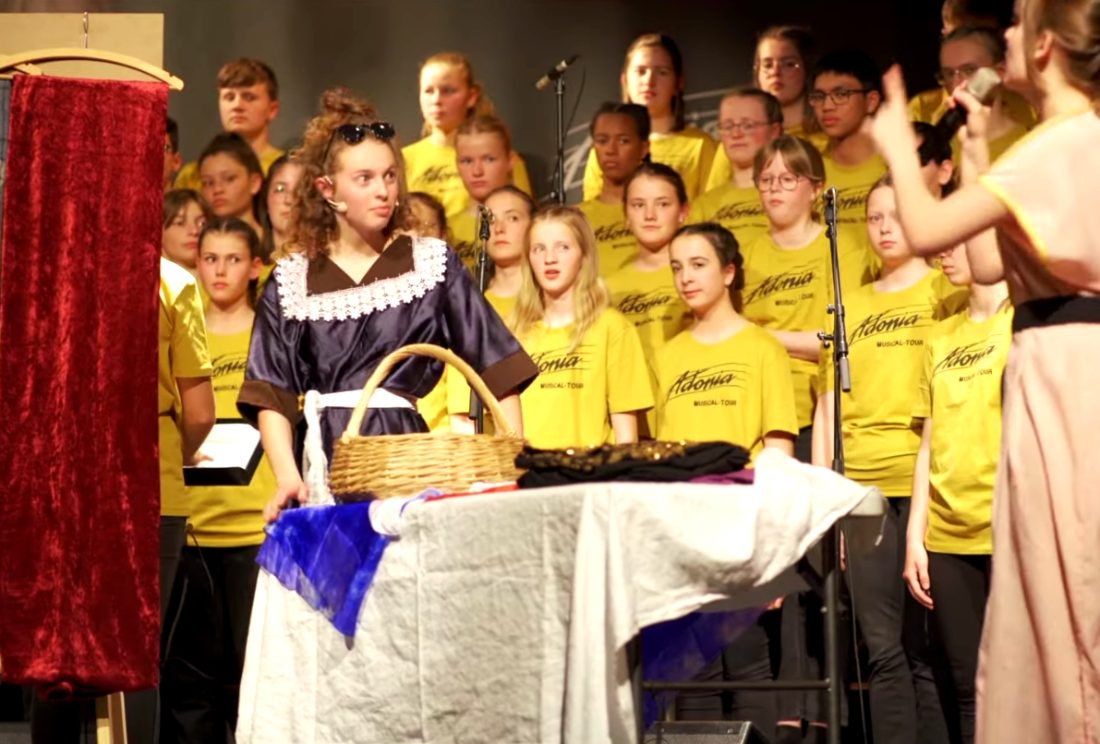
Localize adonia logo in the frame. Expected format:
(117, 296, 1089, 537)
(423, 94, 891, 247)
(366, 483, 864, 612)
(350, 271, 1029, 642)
(850, 306, 925, 342)
(413, 164, 457, 185)
(934, 340, 998, 373)
(744, 268, 815, 304)
(666, 362, 744, 401)
(211, 352, 248, 378)
(618, 289, 674, 315)
(593, 222, 633, 243)
(531, 345, 591, 374)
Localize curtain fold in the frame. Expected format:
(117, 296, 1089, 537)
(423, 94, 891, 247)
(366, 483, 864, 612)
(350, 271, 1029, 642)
(0, 75, 166, 696)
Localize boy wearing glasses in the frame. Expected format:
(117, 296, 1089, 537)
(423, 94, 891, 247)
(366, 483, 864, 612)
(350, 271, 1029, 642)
(579, 102, 650, 276)
(175, 58, 284, 191)
(689, 89, 783, 248)
(810, 50, 887, 227)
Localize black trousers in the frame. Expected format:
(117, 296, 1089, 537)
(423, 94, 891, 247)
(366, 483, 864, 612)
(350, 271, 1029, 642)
(927, 552, 991, 744)
(160, 544, 261, 744)
(845, 497, 949, 744)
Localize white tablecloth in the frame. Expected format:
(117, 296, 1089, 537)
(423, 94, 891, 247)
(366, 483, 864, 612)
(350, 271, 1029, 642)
(237, 450, 882, 744)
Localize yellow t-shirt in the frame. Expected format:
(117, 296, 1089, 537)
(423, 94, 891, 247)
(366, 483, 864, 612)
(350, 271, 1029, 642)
(518, 309, 654, 449)
(819, 270, 968, 496)
(703, 123, 827, 193)
(187, 328, 277, 546)
(605, 261, 691, 367)
(914, 304, 1012, 554)
(583, 127, 718, 202)
(686, 183, 769, 248)
(158, 258, 213, 517)
(402, 138, 535, 220)
(578, 198, 639, 277)
(448, 208, 481, 273)
(444, 290, 519, 424)
(655, 325, 798, 459)
(174, 146, 284, 192)
(741, 226, 874, 428)
(909, 86, 1038, 129)
(950, 122, 1029, 166)
(822, 152, 888, 227)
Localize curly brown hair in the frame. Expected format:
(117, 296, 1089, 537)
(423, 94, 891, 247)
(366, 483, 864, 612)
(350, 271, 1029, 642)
(287, 87, 413, 259)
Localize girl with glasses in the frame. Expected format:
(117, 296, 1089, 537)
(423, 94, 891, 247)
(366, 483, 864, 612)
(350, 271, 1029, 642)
(239, 88, 537, 522)
(583, 33, 717, 203)
(742, 135, 871, 458)
(705, 26, 827, 193)
(261, 154, 304, 261)
(511, 206, 653, 448)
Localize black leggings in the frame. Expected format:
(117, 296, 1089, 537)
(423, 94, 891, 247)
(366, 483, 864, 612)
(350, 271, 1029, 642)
(927, 552, 991, 744)
(160, 544, 261, 744)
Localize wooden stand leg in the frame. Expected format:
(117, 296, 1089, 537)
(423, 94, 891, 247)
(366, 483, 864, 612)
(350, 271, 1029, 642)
(95, 693, 128, 744)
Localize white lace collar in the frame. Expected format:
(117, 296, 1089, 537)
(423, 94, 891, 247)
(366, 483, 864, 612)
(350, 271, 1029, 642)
(274, 236, 449, 321)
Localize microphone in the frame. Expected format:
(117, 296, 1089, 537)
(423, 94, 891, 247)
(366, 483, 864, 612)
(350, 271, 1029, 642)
(325, 197, 348, 214)
(477, 204, 493, 241)
(918, 67, 1001, 161)
(535, 54, 580, 91)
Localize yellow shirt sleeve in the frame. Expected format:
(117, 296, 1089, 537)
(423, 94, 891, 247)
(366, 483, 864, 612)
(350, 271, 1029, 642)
(704, 147, 732, 193)
(761, 336, 799, 438)
(606, 312, 656, 414)
(171, 280, 213, 379)
(582, 147, 603, 203)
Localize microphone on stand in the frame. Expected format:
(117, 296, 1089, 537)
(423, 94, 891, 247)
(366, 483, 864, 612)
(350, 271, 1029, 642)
(470, 205, 495, 434)
(917, 67, 1001, 162)
(534, 54, 580, 91)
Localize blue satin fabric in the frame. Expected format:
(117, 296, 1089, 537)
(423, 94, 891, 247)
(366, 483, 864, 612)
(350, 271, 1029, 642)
(256, 502, 390, 637)
(641, 608, 764, 726)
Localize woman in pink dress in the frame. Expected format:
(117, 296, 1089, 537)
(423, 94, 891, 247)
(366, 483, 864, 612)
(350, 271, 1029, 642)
(865, 1, 1100, 742)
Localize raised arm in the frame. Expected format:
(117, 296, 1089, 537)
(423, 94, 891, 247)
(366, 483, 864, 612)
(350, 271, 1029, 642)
(866, 66, 1009, 256)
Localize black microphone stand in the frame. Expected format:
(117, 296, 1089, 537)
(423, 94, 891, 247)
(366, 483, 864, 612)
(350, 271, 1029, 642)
(470, 207, 493, 433)
(551, 74, 566, 205)
(817, 186, 850, 744)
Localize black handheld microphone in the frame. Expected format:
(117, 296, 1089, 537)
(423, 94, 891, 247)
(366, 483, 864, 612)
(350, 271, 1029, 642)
(918, 67, 1001, 161)
(535, 54, 580, 91)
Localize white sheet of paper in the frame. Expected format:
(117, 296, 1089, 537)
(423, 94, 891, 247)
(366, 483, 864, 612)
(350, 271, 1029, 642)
(192, 422, 261, 469)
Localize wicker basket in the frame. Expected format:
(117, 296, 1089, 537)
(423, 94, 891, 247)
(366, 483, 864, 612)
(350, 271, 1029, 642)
(328, 343, 525, 499)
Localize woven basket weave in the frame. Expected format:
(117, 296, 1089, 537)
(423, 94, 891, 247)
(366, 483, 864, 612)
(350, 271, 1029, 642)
(328, 343, 525, 499)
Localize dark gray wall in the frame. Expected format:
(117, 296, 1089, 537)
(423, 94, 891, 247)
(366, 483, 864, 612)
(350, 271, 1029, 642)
(9, 1, 943, 201)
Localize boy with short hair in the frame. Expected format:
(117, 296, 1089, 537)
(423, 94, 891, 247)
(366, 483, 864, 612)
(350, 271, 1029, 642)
(809, 50, 886, 226)
(175, 58, 283, 191)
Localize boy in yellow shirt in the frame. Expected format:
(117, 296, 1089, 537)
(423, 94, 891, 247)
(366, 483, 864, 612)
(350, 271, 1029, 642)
(577, 102, 649, 276)
(809, 51, 888, 226)
(175, 58, 284, 191)
(689, 88, 783, 251)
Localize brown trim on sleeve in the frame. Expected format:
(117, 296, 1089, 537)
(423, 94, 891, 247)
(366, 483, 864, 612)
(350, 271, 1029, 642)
(479, 349, 539, 401)
(237, 380, 301, 426)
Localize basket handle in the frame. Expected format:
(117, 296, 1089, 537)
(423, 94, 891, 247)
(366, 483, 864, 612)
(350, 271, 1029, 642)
(342, 343, 518, 439)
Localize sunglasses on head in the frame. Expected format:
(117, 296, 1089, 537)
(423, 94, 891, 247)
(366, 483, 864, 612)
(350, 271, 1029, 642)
(322, 121, 396, 165)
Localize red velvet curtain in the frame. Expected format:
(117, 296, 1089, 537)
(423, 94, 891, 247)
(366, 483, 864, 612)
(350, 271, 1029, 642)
(0, 76, 165, 695)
